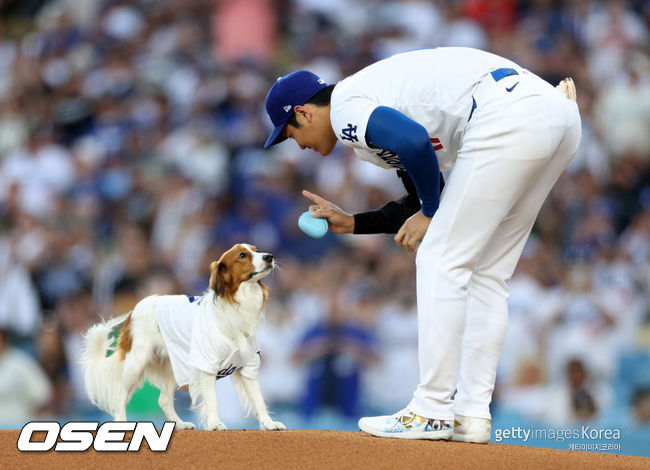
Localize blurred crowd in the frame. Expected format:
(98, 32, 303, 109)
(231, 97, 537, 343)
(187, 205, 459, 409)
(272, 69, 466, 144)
(0, 0, 649, 431)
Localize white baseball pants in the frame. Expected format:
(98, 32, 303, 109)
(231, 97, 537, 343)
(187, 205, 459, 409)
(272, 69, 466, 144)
(408, 71, 581, 420)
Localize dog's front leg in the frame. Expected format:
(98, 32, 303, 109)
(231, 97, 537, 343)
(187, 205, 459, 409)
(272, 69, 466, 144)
(196, 370, 226, 430)
(233, 373, 286, 431)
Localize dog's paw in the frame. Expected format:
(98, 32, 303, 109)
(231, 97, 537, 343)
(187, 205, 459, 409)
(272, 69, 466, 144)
(175, 421, 196, 430)
(260, 420, 286, 431)
(206, 420, 227, 431)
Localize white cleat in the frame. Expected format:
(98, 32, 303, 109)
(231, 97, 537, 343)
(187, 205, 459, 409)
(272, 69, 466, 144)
(452, 415, 491, 443)
(358, 408, 453, 440)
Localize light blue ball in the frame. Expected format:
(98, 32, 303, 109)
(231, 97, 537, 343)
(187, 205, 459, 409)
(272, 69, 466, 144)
(298, 211, 328, 238)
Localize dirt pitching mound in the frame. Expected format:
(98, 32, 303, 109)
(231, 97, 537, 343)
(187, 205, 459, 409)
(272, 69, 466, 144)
(1, 429, 647, 469)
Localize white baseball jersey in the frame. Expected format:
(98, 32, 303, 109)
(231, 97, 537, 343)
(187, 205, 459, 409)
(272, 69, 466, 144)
(330, 47, 519, 171)
(154, 294, 261, 387)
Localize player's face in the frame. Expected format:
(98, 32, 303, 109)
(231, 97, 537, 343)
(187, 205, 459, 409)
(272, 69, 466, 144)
(284, 104, 337, 156)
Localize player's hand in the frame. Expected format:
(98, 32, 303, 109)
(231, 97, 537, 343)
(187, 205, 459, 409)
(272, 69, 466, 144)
(394, 211, 431, 252)
(302, 190, 354, 234)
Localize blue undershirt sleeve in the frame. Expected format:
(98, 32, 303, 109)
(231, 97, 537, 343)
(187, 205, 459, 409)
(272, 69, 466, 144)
(365, 106, 440, 217)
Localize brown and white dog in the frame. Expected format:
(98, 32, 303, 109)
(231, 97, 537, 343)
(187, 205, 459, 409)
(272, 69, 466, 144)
(81, 244, 285, 431)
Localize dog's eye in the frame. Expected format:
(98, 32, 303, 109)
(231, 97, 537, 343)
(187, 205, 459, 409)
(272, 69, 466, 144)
(239, 252, 247, 259)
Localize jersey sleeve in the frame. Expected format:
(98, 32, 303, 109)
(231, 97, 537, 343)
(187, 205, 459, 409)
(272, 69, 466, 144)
(365, 106, 441, 217)
(330, 86, 378, 151)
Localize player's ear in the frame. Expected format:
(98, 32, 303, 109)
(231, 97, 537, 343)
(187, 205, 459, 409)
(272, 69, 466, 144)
(294, 105, 311, 124)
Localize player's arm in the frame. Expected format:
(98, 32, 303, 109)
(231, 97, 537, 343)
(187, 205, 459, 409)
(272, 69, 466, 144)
(353, 170, 444, 234)
(304, 106, 442, 236)
(364, 106, 441, 218)
(304, 170, 444, 235)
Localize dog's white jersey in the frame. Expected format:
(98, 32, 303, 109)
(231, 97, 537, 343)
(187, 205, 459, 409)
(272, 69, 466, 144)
(154, 295, 260, 387)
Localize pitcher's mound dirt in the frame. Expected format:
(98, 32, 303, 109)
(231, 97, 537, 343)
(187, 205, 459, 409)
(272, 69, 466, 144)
(1, 429, 647, 469)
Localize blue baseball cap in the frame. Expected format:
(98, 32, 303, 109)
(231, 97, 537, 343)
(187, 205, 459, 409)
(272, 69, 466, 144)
(264, 70, 328, 148)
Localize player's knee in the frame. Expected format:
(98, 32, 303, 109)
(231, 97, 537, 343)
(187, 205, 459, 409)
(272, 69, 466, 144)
(471, 270, 509, 299)
(425, 267, 473, 301)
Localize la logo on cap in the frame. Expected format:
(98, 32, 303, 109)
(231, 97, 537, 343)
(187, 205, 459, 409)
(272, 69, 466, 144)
(283, 105, 292, 112)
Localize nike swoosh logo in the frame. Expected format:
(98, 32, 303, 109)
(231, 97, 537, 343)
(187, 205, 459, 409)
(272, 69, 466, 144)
(506, 82, 519, 92)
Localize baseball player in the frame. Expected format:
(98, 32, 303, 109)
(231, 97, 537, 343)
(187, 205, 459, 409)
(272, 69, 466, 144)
(264, 47, 581, 443)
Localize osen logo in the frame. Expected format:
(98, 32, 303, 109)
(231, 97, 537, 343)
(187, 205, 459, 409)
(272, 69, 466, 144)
(17, 421, 176, 452)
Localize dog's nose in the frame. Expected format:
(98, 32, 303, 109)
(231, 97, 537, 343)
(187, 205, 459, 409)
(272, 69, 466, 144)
(263, 254, 274, 263)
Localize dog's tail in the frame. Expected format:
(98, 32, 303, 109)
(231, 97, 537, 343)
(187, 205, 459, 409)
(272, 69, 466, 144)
(80, 313, 130, 416)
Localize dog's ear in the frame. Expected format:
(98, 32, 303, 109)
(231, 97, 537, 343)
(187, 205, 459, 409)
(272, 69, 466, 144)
(210, 261, 229, 295)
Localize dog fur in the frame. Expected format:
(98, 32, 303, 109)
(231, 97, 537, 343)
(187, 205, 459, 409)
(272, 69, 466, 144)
(81, 244, 285, 431)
